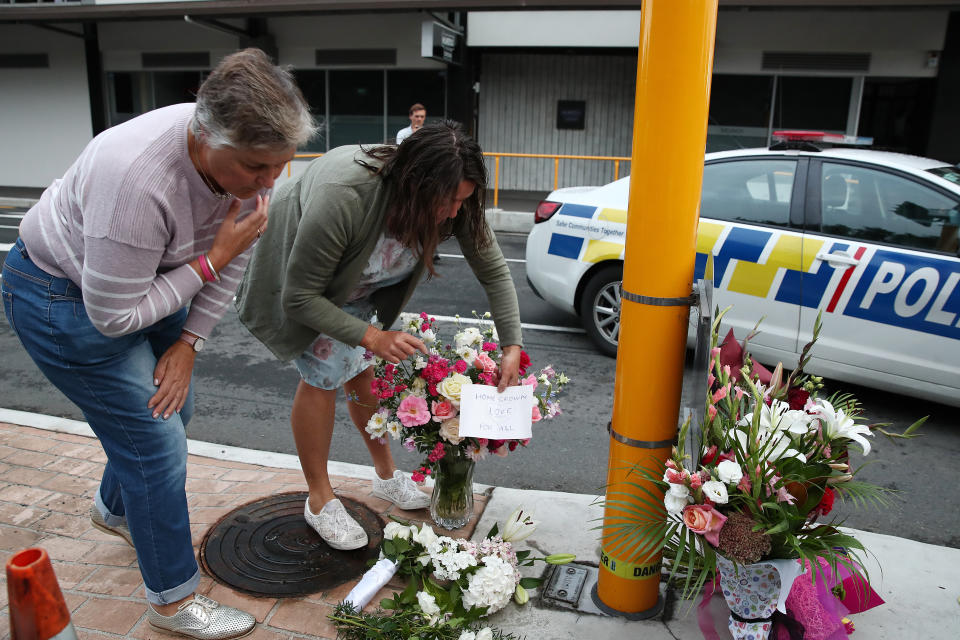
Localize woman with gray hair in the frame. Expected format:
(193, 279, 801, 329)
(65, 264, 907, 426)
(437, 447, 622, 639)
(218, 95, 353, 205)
(1, 48, 314, 639)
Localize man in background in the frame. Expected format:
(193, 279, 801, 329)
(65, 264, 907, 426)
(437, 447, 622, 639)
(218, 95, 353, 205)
(396, 103, 426, 144)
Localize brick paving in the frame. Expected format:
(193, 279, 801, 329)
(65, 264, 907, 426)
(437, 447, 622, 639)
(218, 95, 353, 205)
(0, 421, 488, 640)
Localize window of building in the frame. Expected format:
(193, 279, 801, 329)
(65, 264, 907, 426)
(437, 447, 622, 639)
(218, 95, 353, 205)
(707, 75, 774, 152)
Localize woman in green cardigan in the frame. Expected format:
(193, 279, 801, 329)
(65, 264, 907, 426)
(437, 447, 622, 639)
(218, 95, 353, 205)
(236, 122, 523, 550)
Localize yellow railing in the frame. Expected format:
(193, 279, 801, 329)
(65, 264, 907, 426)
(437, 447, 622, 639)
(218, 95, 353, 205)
(287, 151, 631, 209)
(482, 152, 630, 209)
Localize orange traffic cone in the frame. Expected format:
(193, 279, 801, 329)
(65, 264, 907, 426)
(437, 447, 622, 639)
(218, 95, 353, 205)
(6, 547, 77, 640)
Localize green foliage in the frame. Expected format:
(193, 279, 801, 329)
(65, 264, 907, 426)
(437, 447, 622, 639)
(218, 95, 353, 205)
(329, 603, 522, 640)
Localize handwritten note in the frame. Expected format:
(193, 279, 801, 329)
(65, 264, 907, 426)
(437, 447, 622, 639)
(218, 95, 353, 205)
(458, 384, 534, 440)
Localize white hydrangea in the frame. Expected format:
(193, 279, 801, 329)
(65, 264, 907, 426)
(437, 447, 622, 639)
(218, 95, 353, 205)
(461, 555, 517, 614)
(428, 537, 478, 581)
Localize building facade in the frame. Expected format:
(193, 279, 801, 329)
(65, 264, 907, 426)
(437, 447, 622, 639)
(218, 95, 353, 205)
(1, 1, 957, 191)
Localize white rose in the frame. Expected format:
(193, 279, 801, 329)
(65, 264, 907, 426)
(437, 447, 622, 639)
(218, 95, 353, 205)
(702, 480, 729, 505)
(780, 409, 813, 435)
(439, 417, 464, 445)
(383, 522, 414, 540)
(458, 632, 476, 640)
(438, 373, 472, 405)
(716, 460, 743, 485)
(416, 591, 441, 624)
(421, 328, 436, 344)
(668, 482, 690, 499)
(413, 523, 439, 547)
(476, 629, 493, 640)
(664, 492, 689, 515)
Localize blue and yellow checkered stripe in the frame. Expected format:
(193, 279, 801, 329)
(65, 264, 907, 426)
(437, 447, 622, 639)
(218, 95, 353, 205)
(547, 204, 836, 308)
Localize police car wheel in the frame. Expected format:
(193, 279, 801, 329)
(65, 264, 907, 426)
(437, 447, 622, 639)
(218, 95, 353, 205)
(579, 264, 622, 357)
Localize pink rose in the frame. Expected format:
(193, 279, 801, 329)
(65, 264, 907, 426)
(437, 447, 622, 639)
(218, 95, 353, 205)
(682, 504, 727, 547)
(397, 395, 430, 427)
(431, 399, 458, 421)
(474, 351, 498, 375)
(521, 374, 538, 388)
(531, 405, 542, 423)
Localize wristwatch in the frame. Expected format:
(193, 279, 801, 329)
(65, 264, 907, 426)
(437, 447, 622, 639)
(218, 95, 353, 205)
(179, 333, 205, 352)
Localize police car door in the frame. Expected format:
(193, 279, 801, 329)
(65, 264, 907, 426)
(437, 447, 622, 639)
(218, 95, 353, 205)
(699, 156, 806, 360)
(800, 159, 960, 396)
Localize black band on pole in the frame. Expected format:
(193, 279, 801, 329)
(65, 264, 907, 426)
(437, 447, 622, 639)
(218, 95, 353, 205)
(620, 286, 695, 307)
(607, 422, 675, 450)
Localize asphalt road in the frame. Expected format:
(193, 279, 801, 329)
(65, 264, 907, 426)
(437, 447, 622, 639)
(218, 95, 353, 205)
(1, 229, 958, 549)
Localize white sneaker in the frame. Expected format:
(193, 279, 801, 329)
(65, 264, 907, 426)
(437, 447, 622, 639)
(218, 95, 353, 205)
(372, 470, 431, 510)
(304, 498, 368, 551)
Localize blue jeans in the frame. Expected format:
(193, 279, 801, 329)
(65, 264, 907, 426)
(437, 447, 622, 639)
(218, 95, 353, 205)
(2, 238, 200, 605)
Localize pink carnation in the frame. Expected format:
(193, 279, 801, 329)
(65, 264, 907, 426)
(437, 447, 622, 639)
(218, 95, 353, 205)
(397, 395, 430, 427)
(454, 360, 468, 373)
(482, 341, 498, 352)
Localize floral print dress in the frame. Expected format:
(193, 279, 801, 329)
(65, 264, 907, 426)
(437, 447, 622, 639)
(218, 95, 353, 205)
(293, 234, 418, 389)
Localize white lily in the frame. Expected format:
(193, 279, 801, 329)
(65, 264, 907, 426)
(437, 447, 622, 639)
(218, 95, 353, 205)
(501, 507, 537, 542)
(815, 399, 873, 455)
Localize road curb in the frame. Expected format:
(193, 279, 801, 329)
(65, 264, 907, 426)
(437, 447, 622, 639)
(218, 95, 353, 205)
(485, 209, 534, 234)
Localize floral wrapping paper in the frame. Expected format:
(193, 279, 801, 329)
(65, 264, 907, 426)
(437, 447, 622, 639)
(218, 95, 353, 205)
(715, 555, 803, 640)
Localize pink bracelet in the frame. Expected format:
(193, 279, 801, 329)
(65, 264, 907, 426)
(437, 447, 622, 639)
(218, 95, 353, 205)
(198, 254, 215, 282)
(203, 254, 221, 282)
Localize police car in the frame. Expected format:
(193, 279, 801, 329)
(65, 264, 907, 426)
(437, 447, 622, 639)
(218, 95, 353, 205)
(525, 132, 960, 407)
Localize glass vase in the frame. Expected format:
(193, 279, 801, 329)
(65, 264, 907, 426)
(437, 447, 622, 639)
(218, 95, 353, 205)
(429, 447, 476, 530)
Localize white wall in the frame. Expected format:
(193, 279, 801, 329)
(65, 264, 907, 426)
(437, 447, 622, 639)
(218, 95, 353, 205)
(99, 18, 240, 70)
(0, 25, 94, 188)
(271, 13, 446, 70)
(468, 11, 642, 48)
(713, 9, 947, 77)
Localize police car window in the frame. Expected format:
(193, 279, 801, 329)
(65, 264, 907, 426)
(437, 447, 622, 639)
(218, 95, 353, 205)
(700, 159, 795, 227)
(821, 162, 960, 255)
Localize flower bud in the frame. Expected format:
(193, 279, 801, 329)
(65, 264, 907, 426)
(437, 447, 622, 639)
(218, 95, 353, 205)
(545, 553, 576, 565)
(514, 584, 529, 605)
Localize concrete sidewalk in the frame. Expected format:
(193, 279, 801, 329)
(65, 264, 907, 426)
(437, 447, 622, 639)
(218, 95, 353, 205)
(0, 410, 957, 640)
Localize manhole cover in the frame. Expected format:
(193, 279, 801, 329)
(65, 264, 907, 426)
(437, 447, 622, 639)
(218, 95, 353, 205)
(199, 492, 383, 597)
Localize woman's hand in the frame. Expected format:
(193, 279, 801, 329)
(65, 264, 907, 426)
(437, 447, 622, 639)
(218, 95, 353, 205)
(207, 194, 270, 271)
(498, 344, 523, 392)
(361, 325, 428, 364)
(148, 340, 196, 420)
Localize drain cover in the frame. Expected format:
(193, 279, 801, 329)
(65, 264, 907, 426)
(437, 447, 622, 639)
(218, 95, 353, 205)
(199, 492, 383, 597)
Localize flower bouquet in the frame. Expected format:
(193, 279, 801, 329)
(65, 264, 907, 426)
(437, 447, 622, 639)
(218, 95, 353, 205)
(366, 312, 569, 528)
(603, 309, 923, 640)
(330, 508, 575, 639)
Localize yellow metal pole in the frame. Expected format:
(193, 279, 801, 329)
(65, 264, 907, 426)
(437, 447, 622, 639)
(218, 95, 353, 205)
(553, 158, 560, 190)
(614, 159, 620, 181)
(494, 156, 501, 209)
(596, 0, 717, 616)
